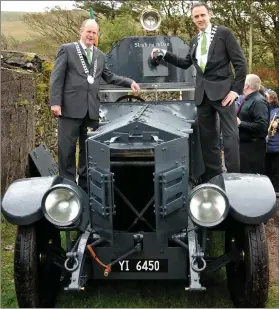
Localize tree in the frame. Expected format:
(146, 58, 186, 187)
(97, 14, 144, 52)
(22, 7, 88, 57)
(75, 0, 124, 20)
(19, 0, 278, 87)
(1, 33, 20, 50)
(205, 0, 279, 87)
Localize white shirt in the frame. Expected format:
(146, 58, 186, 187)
(195, 23, 212, 67)
(159, 24, 212, 66)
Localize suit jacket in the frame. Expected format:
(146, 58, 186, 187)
(50, 42, 134, 119)
(164, 25, 248, 106)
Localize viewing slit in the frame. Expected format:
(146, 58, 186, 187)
(112, 165, 155, 232)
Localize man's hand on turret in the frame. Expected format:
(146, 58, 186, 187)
(151, 48, 166, 58)
(131, 81, 140, 93)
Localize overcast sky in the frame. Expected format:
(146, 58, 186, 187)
(1, 1, 76, 12)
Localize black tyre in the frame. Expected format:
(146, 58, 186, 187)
(225, 223, 269, 308)
(14, 221, 62, 308)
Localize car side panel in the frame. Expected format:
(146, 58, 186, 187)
(1, 177, 56, 225)
(209, 173, 277, 224)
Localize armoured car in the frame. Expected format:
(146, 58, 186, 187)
(1, 8, 277, 308)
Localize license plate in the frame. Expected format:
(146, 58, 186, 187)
(112, 259, 168, 272)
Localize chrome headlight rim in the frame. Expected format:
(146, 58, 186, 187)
(188, 184, 229, 227)
(140, 8, 162, 31)
(41, 184, 82, 227)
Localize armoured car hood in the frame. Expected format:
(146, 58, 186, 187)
(93, 102, 197, 142)
(88, 101, 204, 180)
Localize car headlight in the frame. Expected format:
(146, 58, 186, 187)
(42, 184, 82, 226)
(188, 184, 229, 227)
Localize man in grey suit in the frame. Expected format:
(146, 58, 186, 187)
(152, 2, 247, 182)
(50, 19, 140, 192)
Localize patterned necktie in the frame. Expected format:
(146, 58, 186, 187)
(200, 32, 207, 72)
(85, 48, 92, 65)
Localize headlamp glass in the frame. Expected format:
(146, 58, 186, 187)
(44, 188, 81, 225)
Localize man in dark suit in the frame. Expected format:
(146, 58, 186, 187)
(50, 19, 140, 192)
(152, 2, 247, 182)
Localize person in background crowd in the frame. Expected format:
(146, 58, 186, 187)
(237, 85, 267, 109)
(265, 90, 279, 193)
(237, 74, 269, 174)
(259, 85, 266, 97)
(264, 88, 272, 100)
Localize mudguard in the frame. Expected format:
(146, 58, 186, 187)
(209, 173, 277, 224)
(1, 176, 56, 225)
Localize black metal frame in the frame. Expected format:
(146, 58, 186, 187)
(114, 184, 155, 232)
(51, 221, 242, 291)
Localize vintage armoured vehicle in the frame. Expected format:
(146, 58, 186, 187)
(1, 8, 277, 308)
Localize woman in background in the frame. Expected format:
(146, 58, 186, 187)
(265, 90, 279, 193)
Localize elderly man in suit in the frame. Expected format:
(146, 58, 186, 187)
(50, 19, 140, 192)
(152, 2, 247, 182)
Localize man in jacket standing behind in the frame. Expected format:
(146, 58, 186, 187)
(151, 2, 247, 182)
(237, 74, 269, 174)
(50, 19, 140, 192)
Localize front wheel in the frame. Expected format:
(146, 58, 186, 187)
(225, 223, 269, 308)
(14, 221, 62, 308)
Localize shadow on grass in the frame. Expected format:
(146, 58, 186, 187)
(57, 276, 233, 308)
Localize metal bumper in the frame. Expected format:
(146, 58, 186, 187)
(91, 232, 188, 280)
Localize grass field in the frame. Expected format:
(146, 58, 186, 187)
(1, 11, 27, 23)
(1, 12, 36, 42)
(1, 214, 278, 308)
(1, 20, 35, 42)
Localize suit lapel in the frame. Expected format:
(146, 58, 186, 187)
(191, 36, 198, 59)
(90, 46, 100, 69)
(206, 25, 218, 63)
(77, 43, 100, 71)
(77, 42, 90, 70)
(78, 42, 87, 59)
(191, 35, 204, 74)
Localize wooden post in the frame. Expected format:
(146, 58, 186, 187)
(248, 2, 254, 73)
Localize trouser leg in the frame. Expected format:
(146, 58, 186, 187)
(215, 102, 240, 173)
(58, 116, 81, 182)
(266, 152, 279, 192)
(240, 140, 266, 174)
(272, 153, 279, 192)
(197, 96, 222, 182)
(77, 114, 99, 192)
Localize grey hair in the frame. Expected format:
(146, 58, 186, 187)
(80, 19, 99, 32)
(245, 74, 261, 91)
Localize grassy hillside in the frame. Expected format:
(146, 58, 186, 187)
(1, 20, 36, 42)
(1, 11, 36, 42)
(1, 11, 26, 22)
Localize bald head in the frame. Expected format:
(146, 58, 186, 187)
(80, 19, 99, 32)
(80, 19, 99, 48)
